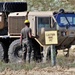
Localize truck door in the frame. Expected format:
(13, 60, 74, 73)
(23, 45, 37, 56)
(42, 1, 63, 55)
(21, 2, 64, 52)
(35, 16, 56, 45)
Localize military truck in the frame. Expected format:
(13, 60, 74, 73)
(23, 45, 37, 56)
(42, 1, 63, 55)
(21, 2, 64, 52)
(0, 2, 75, 63)
(7, 9, 75, 63)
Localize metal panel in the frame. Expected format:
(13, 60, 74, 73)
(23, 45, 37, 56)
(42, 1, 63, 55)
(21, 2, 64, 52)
(28, 15, 36, 36)
(8, 16, 25, 36)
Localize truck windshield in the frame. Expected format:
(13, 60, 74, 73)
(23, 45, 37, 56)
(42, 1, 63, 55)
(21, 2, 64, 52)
(54, 13, 75, 27)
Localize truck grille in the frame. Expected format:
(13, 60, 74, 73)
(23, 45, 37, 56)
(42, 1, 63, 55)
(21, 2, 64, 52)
(8, 16, 25, 36)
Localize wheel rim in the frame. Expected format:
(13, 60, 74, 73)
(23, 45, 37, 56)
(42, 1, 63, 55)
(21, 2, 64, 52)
(13, 44, 22, 58)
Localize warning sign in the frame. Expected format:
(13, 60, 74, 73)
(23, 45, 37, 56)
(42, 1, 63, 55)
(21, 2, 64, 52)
(45, 31, 58, 45)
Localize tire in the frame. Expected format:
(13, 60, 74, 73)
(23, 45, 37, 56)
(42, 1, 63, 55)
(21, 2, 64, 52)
(0, 2, 27, 12)
(0, 42, 4, 61)
(8, 39, 23, 63)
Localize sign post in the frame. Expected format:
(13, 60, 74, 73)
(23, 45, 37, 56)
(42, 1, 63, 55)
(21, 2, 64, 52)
(45, 31, 58, 66)
(51, 45, 56, 66)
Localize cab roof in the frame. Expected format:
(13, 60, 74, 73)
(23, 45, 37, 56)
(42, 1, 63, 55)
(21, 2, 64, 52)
(8, 12, 27, 17)
(8, 11, 54, 17)
(28, 11, 53, 16)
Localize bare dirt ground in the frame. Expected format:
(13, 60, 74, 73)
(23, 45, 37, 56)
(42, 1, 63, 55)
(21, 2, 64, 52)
(0, 66, 75, 75)
(0, 46, 75, 75)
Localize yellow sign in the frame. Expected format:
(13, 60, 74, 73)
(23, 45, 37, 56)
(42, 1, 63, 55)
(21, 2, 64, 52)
(45, 31, 58, 45)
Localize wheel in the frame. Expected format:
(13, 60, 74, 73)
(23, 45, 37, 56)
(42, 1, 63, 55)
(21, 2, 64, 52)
(0, 42, 4, 61)
(0, 2, 27, 12)
(8, 39, 23, 63)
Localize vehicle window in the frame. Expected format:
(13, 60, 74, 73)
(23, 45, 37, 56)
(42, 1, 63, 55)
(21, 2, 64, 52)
(36, 16, 56, 35)
(54, 13, 75, 27)
(38, 17, 50, 29)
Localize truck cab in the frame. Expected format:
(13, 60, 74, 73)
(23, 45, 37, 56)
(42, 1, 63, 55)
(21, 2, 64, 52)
(27, 10, 75, 59)
(28, 11, 56, 46)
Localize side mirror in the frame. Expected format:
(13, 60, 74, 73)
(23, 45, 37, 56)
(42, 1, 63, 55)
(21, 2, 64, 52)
(59, 9, 65, 13)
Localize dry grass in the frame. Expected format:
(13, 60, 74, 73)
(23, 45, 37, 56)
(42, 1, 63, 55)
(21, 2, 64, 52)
(0, 54, 75, 72)
(0, 48, 75, 75)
